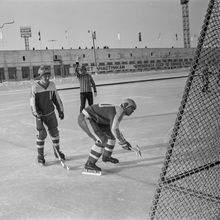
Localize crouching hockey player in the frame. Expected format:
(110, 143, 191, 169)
(30, 66, 65, 165)
(78, 98, 137, 175)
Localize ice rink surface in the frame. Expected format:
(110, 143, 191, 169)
(0, 70, 188, 220)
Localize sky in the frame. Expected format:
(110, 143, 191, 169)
(0, 0, 209, 51)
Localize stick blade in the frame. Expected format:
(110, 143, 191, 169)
(132, 145, 142, 157)
(60, 160, 70, 171)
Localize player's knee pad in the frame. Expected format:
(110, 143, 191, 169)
(49, 127, 59, 138)
(95, 140, 104, 148)
(38, 129, 47, 140)
(94, 135, 107, 148)
(99, 135, 108, 145)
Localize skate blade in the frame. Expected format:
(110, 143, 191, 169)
(82, 170, 102, 176)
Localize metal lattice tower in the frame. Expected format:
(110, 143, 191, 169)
(20, 26, 32, 51)
(180, 0, 191, 48)
(24, 37, 30, 50)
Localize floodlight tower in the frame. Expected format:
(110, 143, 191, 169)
(20, 26, 32, 50)
(180, 0, 191, 48)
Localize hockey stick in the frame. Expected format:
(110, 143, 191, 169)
(52, 145, 70, 171)
(131, 145, 142, 157)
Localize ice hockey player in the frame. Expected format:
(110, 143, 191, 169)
(78, 98, 137, 174)
(74, 63, 97, 112)
(30, 66, 65, 165)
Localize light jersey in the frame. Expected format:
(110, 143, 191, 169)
(84, 104, 126, 143)
(77, 73, 96, 93)
(30, 81, 63, 116)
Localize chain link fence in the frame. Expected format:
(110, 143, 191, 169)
(150, 0, 220, 219)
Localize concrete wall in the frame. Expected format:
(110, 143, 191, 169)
(0, 47, 196, 81)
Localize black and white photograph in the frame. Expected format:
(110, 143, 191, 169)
(1, 0, 219, 219)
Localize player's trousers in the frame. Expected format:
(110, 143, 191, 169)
(80, 92, 93, 112)
(78, 111, 116, 164)
(35, 112, 60, 151)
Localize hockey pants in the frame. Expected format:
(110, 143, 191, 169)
(35, 112, 60, 152)
(78, 112, 116, 164)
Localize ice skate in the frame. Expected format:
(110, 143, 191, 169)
(37, 155, 45, 165)
(37, 148, 45, 165)
(82, 161, 102, 176)
(102, 156, 119, 164)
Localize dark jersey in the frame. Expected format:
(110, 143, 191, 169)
(30, 81, 63, 116)
(83, 104, 126, 143)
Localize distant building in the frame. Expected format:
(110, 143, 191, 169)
(0, 47, 195, 81)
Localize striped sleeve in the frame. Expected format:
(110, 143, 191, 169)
(75, 66, 80, 78)
(30, 84, 38, 116)
(51, 82, 64, 114)
(90, 75, 97, 92)
(110, 106, 125, 143)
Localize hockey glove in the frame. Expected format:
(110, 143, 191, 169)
(59, 112, 64, 120)
(32, 111, 42, 118)
(120, 141, 132, 151)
